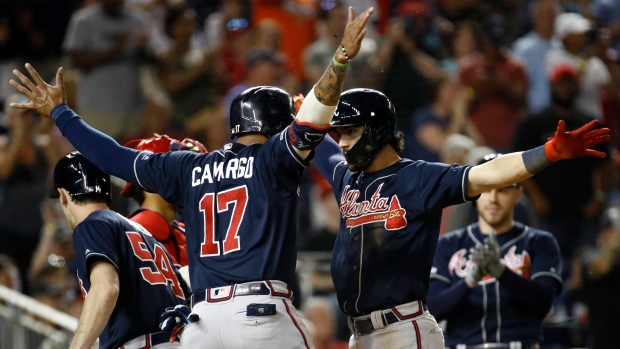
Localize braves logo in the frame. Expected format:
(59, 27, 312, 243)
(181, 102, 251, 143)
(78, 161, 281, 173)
(448, 246, 532, 283)
(340, 184, 407, 230)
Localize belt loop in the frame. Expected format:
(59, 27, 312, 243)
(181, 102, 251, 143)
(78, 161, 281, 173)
(370, 310, 386, 331)
(509, 342, 522, 349)
(456, 345, 467, 349)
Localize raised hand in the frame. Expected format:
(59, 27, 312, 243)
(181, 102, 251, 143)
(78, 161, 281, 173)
(465, 246, 485, 288)
(9, 64, 67, 118)
(544, 119, 610, 162)
(336, 7, 375, 63)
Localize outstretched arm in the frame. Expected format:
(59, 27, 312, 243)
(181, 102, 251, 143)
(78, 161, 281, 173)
(467, 120, 610, 197)
(9, 64, 139, 180)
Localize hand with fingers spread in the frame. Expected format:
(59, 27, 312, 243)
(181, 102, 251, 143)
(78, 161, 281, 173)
(9, 63, 66, 118)
(335, 6, 375, 64)
(544, 119, 610, 162)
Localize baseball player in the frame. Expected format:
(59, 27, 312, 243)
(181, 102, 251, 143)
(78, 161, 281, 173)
(312, 88, 609, 349)
(9, 6, 375, 348)
(122, 133, 208, 268)
(428, 153, 562, 349)
(51, 151, 188, 349)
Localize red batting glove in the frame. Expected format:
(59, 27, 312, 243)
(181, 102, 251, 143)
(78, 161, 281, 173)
(544, 120, 610, 162)
(293, 93, 304, 114)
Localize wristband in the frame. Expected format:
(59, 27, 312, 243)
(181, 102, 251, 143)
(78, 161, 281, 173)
(332, 55, 349, 68)
(522, 145, 552, 174)
(341, 45, 352, 62)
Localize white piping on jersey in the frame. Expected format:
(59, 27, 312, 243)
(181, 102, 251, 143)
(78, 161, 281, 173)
(355, 224, 363, 314)
(133, 151, 146, 191)
(532, 271, 563, 283)
(213, 148, 239, 157)
(481, 283, 488, 342)
(501, 226, 529, 250)
(461, 167, 471, 203)
(333, 161, 347, 181)
(429, 273, 452, 284)
(284, 130, 309, 168)
(495, 281, 501, 342)
(467, 225, 530, 252)
(353, 170, 402, 313)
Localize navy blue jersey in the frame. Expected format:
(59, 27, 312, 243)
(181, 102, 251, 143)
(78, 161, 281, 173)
(314, 138, 476, 316)
(73, 210, 188, 349)
(431, 222, 562, 346)
(130, 129, 309, 291)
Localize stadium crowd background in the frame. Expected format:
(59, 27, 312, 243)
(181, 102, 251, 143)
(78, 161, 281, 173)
(1, 0, 620, 348)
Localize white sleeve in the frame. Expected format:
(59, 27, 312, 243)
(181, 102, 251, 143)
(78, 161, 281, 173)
(295, 85, 338, 126)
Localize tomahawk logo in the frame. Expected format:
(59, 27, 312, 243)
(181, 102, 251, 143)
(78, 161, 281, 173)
(340, 184, 407, 230)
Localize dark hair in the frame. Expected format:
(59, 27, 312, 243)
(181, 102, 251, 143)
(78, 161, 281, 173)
(391, 131, 405, 153)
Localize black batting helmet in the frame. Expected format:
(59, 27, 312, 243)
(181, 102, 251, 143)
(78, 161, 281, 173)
(229, 86, 296, 139)
(230, 86, 295, 138)
(331, 89, 398, 170)
(51, 151, 111, 204)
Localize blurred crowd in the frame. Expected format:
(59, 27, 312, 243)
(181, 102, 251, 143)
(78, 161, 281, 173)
(1, 0, 620, 348)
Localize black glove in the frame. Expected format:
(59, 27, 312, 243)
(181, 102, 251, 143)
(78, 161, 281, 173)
(159, 304, 199, 341)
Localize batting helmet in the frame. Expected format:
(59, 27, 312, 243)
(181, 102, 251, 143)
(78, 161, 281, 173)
(51, 151, 111, 204)
(331, 89, 398, 170)
(229, 86, 296, 139)
(120, 134, 207, 196)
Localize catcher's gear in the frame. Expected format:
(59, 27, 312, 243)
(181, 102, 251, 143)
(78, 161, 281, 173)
(50, 151, 111, 204)
(229, 86, 296, 139)
(120, 134, 207, 196)
(330, 88, 398, 170)
(160, 304, 200, 342)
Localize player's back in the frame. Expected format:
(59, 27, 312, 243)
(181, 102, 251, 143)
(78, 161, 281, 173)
(73, 210, 187, 348)
(133, 133, 309, 291)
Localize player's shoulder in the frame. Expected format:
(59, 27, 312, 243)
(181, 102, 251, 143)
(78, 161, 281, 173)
(439, 226, 470, 245)
(524, 225, 557, 242)
(72, 3, 103, 20)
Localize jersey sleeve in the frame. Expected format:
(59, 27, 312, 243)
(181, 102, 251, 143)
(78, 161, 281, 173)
(132, 151, 198, 206)
(73, 218, 121, 288)
(431, 235, 454, 285)
(530, 231, 563, 285)
(255, 128, 311, 197)
(314, 135, 346, 184)
(415, 162, 478, 212)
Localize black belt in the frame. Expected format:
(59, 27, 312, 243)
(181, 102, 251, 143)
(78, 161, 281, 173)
(190, 282, 272, 307)
(349, 302, 428, 336)
(451, 343, 540, 349)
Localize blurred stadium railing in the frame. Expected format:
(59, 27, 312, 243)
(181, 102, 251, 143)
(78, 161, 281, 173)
(0, 285, 96, 349)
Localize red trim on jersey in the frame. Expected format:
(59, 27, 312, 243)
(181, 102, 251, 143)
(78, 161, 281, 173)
(293, 119, 332, 130)
(265, 280, 293, 298)
(391, 300, 424, 320)
(412, 320, 422, 348)
(281, 299, 311, 349)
